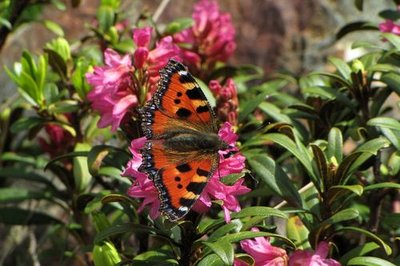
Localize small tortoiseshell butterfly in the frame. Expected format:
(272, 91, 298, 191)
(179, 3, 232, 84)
(139, 59, 229, 221)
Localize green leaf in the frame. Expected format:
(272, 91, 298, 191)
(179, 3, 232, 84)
(97, 6, 115, 32)
(329, 56, 351, 80)
(164, 17, 193, 34)
(43, 20, 64, 36)
(287, 216, 311, 249)
(364, 182, 400, 191)
(340, 242, 380, 265)
(247, 133, 316, 181)
(48, 100, 80, 113)
(258, 102, 291, 123)
(73, 143, 92, 192)
(10, 116, 44, 133)
(379, 9, 400, 20)
(381, 72, 400, 95)
(203, 239, 233, 266)
(368, 117, 400, 131)
(0, 207, 62, 225)
(238, 90, 269, 122)
(388, 151, 400, 175)
(197, 254, 224, 266)
(311, 144, 328, 188)
(248, 154, 302, 207)
(198, 207, 286, 234)
(88, 145, 110, 175)
(93, 241, 121, 266)
(327, 185, 363, 205)
(347, 257, 396, 266)
(132, 249, 178, 265)
(0, 188, 52, 203)
(334, 152, 362, 185)
(208, 220, 242, 242)
(220, 231, 295, 248)
(336, 227, 392, 255)
(327, 127, 343, 163)
(382, 33, 400, 50)
(94, 223, 165, 244)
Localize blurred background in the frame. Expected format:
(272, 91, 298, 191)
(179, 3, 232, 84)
(0, 0, 395, 99)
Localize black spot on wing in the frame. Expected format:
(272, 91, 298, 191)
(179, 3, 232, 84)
(186, 88, 204, 100)
(174, 99, 181, 104)
(186, 182, 206, 194)
(175, 176, 181, 182)
(177, 184, 183, 189)
(196, 168, 209, 177)
(179, 197, 196, 207)
(179, 72, 196, 83)
(196, 105, 209, 114)
(176, 107, 192, 118)
(177, 92, 182, 97)
(176, 163, 192, 173)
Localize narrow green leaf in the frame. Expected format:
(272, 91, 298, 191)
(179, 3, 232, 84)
(0, 188, 52, 203)
(328, 56, 351, 80)
(203, 239, 233, 266)
(327, 127, 343, 163)
(336, 226, 392, 255)
(381, 72, 400, 95)
(238, 91, 269, 122)
(368, 117, 400, 131)
(94, 223, 165, 244)
(382, 32, 400, 50)
(43, 20, 64, 36)
(248, 154, 302, 207)
(335, 152, 362, 185)
(197, 254, 224, 266)
(348, 257, 396, 266)
(340, 242, 380, 265)
(0, 207, 62, 225)
(10, 117, 44, 133)
(311, 144, 328, 188)
(364, 182, 400, 191)
(164, 17, 193, 34)
(73, 143, 92, 192)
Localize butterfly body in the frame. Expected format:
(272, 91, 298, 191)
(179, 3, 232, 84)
(139, 59, 227, 220)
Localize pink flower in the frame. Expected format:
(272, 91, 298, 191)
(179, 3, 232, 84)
(124, 123, 249, 221)
(379, 20, 400, 35)
(174, 0, 236, 72)
(238, 228, 288, 266)
(192, 122, 249, 222)
(86, 48, 137, 131)
(123, 137, 161, 220)
(289, 242, 341, 266)
(132, 27, 181, 93)
(38, 122, 74, 158)
(209, 79, 239, 125)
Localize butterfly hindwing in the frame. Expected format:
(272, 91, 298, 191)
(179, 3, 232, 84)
(141, 140, 218, 220)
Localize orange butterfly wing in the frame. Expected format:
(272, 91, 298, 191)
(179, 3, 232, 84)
(139, 59, 222, 220)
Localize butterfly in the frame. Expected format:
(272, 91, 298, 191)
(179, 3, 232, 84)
(139, 59, 229, 221)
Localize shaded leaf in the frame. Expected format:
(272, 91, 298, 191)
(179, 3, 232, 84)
(0, 207, 62, 225)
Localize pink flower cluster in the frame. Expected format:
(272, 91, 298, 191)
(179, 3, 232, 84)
(209, 78, 239, 126)
(174, 0, 236, 72)
(86, 27, 181, 131)
(123, 122, 249, 222)
(379, 20, 400, 35)
(234, 229, 341, 266)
